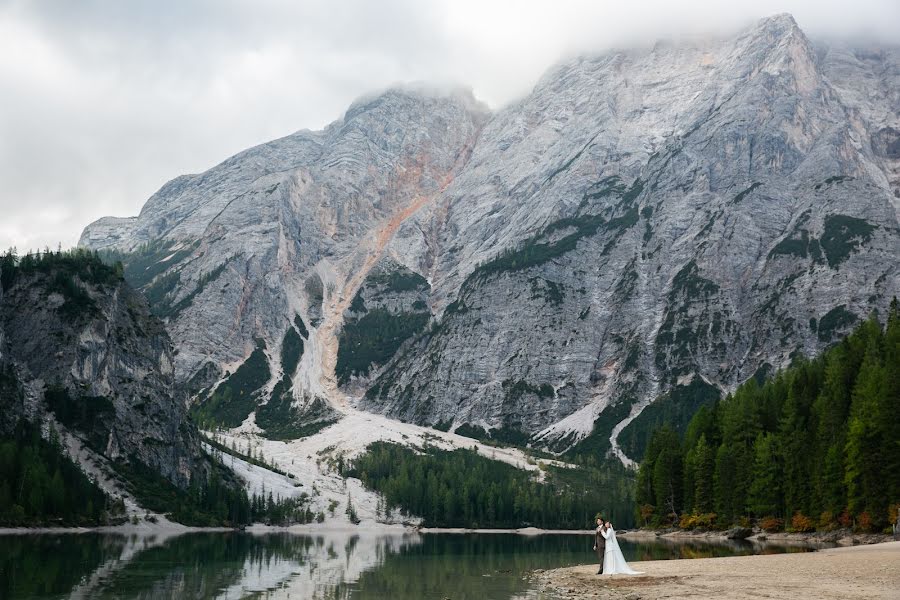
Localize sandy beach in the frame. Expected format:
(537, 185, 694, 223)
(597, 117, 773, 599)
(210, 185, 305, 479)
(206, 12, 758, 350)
(535, 540, 900, 599)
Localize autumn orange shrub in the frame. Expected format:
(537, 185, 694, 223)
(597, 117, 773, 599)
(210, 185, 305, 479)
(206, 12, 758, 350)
(818, 510, 836, 531)
(759, 516, 784, 532)
(679, 512, 718, 529)
(838, 510, 853, 528)
(888, 504, 899, 527)
(790, 512, 816, 533)
(856, 511, 873, 533)
(638, 504, 655, 526)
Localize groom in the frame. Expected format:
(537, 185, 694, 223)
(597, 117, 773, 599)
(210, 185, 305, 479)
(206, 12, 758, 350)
(593, 514, 608, 574)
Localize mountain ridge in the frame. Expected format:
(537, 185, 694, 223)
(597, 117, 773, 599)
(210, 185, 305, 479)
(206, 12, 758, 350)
(80, 14, 900, 463)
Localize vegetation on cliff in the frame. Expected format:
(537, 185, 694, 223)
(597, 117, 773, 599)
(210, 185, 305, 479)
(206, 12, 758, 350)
(636, 300, 900, 533)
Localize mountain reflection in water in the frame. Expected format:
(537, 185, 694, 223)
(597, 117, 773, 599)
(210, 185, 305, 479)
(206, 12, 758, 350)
(0, 530, 821, 599)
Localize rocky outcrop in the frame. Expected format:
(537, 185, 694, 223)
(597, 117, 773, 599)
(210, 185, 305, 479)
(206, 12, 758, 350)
(0, 253, 206, 488)
(363, 14, 900, 460)
(80, 15, 900, 462)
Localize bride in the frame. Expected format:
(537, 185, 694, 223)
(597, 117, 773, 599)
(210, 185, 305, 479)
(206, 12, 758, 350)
(601, 522, 642, 575)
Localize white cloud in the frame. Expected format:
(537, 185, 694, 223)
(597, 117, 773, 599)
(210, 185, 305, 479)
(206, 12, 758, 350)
(0, 0, 898, 251)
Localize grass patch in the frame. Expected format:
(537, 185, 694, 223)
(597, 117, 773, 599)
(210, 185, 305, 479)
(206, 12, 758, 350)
(814, 175, 852, 191)
(502, 379, 555, 401)
(256, 391, 337, 441)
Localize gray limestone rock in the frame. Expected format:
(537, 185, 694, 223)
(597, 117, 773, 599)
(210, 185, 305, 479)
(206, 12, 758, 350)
(0, 257, 206, 488)
(79, 15, 900, 461)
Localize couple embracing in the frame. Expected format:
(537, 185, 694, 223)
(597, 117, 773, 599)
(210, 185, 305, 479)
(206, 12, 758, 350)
(593, 515, 641, 575)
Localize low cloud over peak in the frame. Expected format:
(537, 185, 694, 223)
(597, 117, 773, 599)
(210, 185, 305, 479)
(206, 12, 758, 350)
(1, 0, 898, 251)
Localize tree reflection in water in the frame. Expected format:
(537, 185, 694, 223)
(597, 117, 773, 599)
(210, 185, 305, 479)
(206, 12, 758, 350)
(0, 531, 821, 599)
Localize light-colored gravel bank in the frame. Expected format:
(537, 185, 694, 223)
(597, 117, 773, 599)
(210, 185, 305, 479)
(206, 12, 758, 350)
(535, 540, 900, 599)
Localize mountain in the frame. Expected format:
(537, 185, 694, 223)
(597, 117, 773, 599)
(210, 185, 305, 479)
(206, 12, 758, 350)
(0, 250, 207, 490)
(80, 14, 900, 464)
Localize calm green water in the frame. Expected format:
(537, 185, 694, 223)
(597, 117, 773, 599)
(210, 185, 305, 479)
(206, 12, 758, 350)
(0, 531, 818, 599)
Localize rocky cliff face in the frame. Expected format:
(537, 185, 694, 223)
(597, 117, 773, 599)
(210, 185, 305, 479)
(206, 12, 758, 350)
(80, 15, 900, 463)
(0, 253, 206, 487)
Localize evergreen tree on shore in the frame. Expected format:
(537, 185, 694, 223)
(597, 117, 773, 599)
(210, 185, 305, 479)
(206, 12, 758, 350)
(637, 302, 900, 532)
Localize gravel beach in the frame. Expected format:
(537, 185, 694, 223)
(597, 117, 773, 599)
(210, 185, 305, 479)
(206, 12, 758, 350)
(535, 540, 900, 599)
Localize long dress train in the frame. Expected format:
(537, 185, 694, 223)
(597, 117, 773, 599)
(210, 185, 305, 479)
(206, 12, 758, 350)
(601, 526, 643, 575)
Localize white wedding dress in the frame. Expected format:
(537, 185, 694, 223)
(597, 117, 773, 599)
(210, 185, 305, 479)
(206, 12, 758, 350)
(602, 526, 642, 575)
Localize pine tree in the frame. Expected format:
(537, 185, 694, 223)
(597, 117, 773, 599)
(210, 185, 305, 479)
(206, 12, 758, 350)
(845, 335, 888, 527)
(747, 433, 781, 517)
(682, 442, 697, 516)
(812, 343, 853, 514)
(692, 434, 715, 514)
(778, 388, 812, 519)
(714, 444, 738, 525)
(883, 299, 900, 509)
(653, 445, 683, 523)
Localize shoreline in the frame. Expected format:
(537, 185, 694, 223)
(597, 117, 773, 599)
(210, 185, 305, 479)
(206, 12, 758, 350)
(618, 527, 895, 547)
(0, 522, 596, 537)
(3, 521, 892, 546)
(534, 540, 900, 599)
(0, 522, 235, 536)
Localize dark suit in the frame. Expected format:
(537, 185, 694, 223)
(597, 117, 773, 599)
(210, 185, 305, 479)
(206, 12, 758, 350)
(594, 526, 606, 572)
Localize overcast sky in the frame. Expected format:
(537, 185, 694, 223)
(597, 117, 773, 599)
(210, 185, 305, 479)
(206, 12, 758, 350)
(1, 0, 898, 252)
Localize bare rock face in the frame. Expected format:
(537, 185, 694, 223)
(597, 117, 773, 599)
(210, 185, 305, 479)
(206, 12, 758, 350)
(0, 257, 206, 488)
(80, 15, 899, 462)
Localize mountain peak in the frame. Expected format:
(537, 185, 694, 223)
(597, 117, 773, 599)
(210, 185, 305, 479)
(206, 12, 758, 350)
(746, 12, 808, 46)
(343, 84, 490, 125)
(757, 12, 800, 31)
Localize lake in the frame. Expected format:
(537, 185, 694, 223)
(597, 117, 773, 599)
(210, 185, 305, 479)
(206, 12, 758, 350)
(0, 530, 820, 599)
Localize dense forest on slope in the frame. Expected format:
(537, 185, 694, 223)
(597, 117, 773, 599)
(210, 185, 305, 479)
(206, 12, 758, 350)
(0, 249, 315, 528)
(348, 442, 634, 528)
(0, 418, 116, 526)
(636, 301, 900, 532)
(118, 457, 313, 527)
